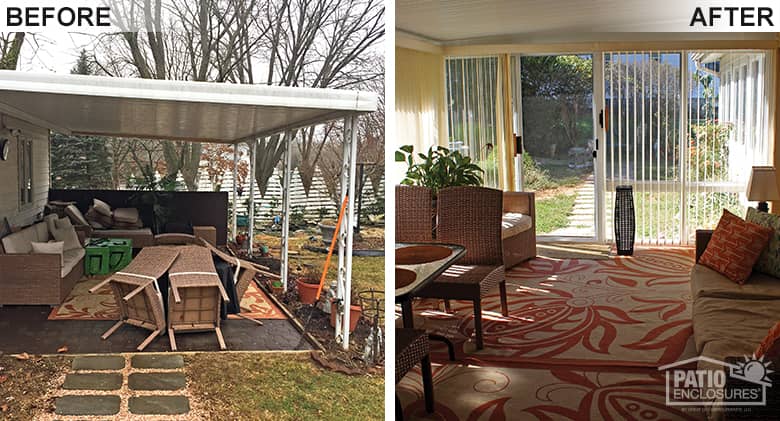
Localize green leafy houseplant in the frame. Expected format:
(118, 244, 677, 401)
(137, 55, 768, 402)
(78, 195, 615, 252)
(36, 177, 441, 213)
(395, 145, 484, 193)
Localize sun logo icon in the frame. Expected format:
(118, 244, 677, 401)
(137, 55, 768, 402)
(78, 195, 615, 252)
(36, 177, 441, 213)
(732, 355, 774, 385)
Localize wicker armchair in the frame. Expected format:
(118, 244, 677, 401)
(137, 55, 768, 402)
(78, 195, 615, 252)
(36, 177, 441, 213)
(502, 191, 537, 268)
(395, 185, 434, 242)
(395, 328, 433, 420)
(416, 186, 508, 350)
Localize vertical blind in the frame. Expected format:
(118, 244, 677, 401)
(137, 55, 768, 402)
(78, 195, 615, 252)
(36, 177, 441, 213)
(445, 56, 501, 188)
(604, 50, 769, 244)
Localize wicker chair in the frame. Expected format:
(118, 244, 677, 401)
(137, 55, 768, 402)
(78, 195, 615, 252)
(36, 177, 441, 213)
(396, 328, 433, 420)
(167, 245, 230, 351)
(89, 246, 181, 351)
(416, 186, 508, 350)
(396, 185, 434, 242)
(502, 191, 537, 267)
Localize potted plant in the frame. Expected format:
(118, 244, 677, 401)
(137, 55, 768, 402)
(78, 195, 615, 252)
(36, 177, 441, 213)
(330, 297, 362, 333)
(318, 218, 338, 245)
(396, 145, 484, 192)
(295, 268, 321, 304)
(270, 279, 284, 295)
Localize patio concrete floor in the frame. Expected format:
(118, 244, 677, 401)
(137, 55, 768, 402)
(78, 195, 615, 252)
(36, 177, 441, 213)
(0, 306, 312, 354)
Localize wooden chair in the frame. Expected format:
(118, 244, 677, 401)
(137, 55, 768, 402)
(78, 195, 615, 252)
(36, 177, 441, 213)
(416, 186, 508, 350)
(396, 185, 433, 242)
(166, 245, 230, 351)
(89, 246, 181, 351)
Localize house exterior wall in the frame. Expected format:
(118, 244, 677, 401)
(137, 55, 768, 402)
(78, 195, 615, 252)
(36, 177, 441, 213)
(0, 114, 50, 227)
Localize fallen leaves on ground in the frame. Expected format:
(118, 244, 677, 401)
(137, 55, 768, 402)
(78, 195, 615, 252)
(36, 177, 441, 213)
(14, 353, 30, 361)
(57, 346, 68, 354)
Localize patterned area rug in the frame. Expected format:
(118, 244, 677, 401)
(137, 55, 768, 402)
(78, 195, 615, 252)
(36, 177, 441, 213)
(409, 248, 697, 368)
(49, 277, 286, 320)
(397, 364, 706, 421)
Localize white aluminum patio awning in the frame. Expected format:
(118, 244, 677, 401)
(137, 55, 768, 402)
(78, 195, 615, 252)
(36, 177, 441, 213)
(0, 70, 376, 143)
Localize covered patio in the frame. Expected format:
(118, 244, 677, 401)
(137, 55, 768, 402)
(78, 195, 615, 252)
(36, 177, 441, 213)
(0, 70, 377, 353)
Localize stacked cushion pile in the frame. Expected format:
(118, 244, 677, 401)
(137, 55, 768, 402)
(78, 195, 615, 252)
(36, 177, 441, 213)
(84, 198, 143, 229)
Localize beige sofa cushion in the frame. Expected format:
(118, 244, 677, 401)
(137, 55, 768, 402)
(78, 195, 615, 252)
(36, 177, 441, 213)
(62, 247, 85, 277)
(690, 263, 780, 300)
(1, 224, 38, 253)
(93, 198, 113, 217)
(52, 227, 82, 252)
(43, 214, 58, 235)
(31, 241, 64, 266)
(113, 207, 140, 224)
(692, 296, 779, 354)
(502, 213, 533, 240)
(56, 217, 72, 230)
(65, 204, 90, 227)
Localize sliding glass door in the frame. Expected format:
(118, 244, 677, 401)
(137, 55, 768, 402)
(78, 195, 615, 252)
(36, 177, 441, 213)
(517, 54, 597, 239)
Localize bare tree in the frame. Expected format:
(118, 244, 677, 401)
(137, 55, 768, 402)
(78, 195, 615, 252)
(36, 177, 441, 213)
(0, 32, 25, 70)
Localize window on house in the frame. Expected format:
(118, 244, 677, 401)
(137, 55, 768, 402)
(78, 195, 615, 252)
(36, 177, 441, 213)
(18, 137, 32, 207)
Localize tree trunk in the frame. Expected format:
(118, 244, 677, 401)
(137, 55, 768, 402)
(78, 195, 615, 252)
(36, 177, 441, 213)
(0, 32, 25, 70)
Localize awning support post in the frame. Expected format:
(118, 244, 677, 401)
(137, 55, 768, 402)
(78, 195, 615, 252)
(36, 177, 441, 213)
(248, 140, 257, 257)
(336, 115, 359, 349)
(231, 143, 238, 241)
(280, 131, 293, 291)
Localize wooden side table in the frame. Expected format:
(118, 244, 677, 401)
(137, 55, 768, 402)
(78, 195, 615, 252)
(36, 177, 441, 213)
(193, 226, 217, 246)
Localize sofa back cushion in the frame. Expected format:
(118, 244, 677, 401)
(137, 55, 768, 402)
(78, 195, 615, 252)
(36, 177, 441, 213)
(33, 221, 49, 242)
(1, 224, 39, 253)
(745, 207, 780, 278)
(699, 209, 773, 284)
(52, 226, 82, 252)
(64, 204, 90, 227)
(43, 214, 58, 236)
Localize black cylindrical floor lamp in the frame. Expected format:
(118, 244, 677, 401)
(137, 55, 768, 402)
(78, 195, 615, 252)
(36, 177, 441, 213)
(614, 185, 635, 256)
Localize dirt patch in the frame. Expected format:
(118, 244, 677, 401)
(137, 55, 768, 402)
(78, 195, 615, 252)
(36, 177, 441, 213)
(533, 184, 581, 200)
(0, 354, 71, 420)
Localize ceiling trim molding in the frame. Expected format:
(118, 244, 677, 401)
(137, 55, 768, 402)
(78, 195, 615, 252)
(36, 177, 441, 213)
(443, 39, 780, 56)
(396, 30, 444, 55)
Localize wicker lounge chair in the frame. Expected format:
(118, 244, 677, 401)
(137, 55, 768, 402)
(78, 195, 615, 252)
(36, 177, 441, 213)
(89, 246, 181, 351)
(167, 245, 230, 351)
(197, 238, 280, 325)
(416, 186, 508, 350)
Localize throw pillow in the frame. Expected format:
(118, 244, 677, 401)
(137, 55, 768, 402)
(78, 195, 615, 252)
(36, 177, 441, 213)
(52, 226, 82, 252)
(93, 198, 113, 217)
(756, 321, 780, 361)
(745, 207, 780, 278)
(699, 209, 773, 284)
(85, 207, 113, 228)
(55, 217, 73, 230)
(31, 241, 64, 266)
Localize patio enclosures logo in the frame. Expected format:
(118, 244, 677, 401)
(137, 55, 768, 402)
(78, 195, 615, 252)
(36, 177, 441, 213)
(0, 0, 118, 32)
(659, 355, 773, 406)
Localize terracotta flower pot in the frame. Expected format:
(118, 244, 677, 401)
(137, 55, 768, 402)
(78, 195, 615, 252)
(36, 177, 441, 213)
(295, 278, 320, 304)
(271, 284, 284, 295)
(330, 300, 362, 332)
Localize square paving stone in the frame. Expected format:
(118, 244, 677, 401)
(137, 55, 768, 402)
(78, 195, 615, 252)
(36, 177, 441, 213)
(129, 396, 190, 415)
(72, 355, 126, 371)
(128, 372, 186, 390)
(131, 354, 184, 369)
(55, 395, 120, 415)
(63, 373, 123, 390)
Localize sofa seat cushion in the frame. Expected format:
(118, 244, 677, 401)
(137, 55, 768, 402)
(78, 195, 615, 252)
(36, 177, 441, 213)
(113, 207, 140, 224)
(690, 263, 780, 301)
(64, 204, 90, 227)
(502, 213, 533, 240)
(692, 296, 780, 354)
(61, 247, 85, 277)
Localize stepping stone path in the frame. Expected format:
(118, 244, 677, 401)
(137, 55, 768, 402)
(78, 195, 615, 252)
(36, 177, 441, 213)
(54, 354, 192, 417)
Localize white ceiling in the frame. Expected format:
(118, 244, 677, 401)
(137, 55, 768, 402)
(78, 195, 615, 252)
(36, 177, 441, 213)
(0, 71, 376, 144)
(396, 0, 772, 44)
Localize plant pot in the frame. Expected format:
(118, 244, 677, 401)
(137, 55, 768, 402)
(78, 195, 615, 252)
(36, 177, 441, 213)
(318, 223, 337, 245)
(270, 284, 284, 295)
(330, 300, 362, 332)
(295, 278, 320, 304)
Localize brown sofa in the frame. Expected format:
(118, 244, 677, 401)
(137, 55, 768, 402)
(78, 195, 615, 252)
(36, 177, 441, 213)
(0, 215, 85, 305)
(502, 192, 536, 268)
(65, 204, 155, 248)
(691, 230, 780, 416)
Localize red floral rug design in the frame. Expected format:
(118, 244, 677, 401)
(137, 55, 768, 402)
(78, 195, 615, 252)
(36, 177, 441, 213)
(397, 364, 706, 421)
(49, 277, 286, 320)
(408, 248, 697, 368)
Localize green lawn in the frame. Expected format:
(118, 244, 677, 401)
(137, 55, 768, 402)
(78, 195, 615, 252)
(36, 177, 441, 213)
(186, 353, 384, 420)
(535, 193, 577, 234)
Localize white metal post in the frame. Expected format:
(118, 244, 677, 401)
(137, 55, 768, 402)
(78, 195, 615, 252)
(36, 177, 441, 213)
(342, 115, 359, 349)
(336, 115, 357, 348)
(280, 131, 293, 291)
(248, 140, 256, 257)
(232, 143, 238, 240)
